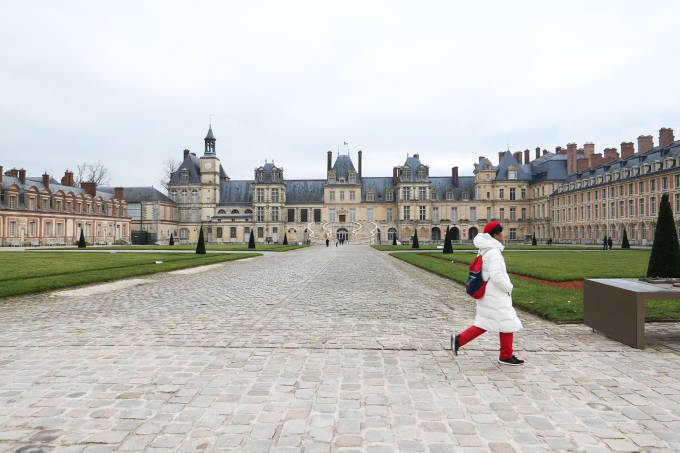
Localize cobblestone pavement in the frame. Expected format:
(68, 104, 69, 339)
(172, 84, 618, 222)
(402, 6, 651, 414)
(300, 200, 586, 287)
(1, 246, 679, 453)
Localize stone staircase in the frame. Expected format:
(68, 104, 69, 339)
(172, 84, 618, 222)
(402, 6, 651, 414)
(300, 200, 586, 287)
(306, 221, 379, 245)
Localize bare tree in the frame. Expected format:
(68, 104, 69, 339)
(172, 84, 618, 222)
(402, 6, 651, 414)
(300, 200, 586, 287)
(74, 161, 111, 186)
(157, 157, 180, 191)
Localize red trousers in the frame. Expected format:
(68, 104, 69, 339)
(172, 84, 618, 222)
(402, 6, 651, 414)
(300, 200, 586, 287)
(459, 325, 513, 360)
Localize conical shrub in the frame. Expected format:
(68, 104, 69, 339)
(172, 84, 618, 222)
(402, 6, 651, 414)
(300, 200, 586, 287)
(443, 226, 453, 254)
(78, 229, 86, 248)
(647, 193, 680, 277)
(412, 230, 420, 249)
(532, 234, 537, 246)
(621, 228, 630, 249)
(248, 229, 256, 249)
(196, 228, 206, 254)
(283, 233, 288, 245)
(169, 232, 174, 246)
(392, 234, 397, 246)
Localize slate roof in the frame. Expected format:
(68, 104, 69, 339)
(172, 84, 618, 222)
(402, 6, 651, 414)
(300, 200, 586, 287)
(360, 177, 395, 203)
(285, 180, 325, 204)
(397, 155, 430, 182)
(476, 157, 497, 170)
(430, 176, 475, 201)
(219, 180, 252, 205)
(169, 154, 202, 184)
(1, 175, 118, 210)
(205, 126, 216, 141)
(254, 163, 283, 184)
(118, 187, 175, 203)
(495, 151, 532, 181)
(530, 153, 569, 183)
(331, 155, 357, 182)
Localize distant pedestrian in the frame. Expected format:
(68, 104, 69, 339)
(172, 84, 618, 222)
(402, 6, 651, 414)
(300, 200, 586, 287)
(451, 221, 524, 366)
(326, 238, 329, 247)
(603, 236, 608, 251)
(335, 238, 338, 247)
(608, 236, 613, 251)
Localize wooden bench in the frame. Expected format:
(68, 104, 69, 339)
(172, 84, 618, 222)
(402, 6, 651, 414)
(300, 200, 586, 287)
(30, 241, 40, 247)
(584, 278, 680, 349)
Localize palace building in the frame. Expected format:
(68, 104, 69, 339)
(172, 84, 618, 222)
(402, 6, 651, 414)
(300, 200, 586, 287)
(165, 126, 678, 246)
(0, 167, 131, 246)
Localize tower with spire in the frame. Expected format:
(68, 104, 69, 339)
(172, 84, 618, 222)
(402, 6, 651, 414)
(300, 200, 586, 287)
(204, 125, 216, 156)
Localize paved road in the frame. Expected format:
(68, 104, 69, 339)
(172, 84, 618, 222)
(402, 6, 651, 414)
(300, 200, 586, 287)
(0, 246, 679, 453)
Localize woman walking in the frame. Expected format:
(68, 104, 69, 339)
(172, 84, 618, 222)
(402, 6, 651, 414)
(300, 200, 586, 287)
(451, 222, 524, 365)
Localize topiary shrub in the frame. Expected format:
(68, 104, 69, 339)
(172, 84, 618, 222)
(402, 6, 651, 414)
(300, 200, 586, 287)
(392, 234, 397, 246)
(412, 230, 420, 249)
(283, 233, 288, 245)
(647, 193, 680, 277)
(532, 234, 537, 246)
(196, 228, 206, 254)
(621, 228, 630, 249)
(443, 226, 453, 254)
(78, 229, 86, 248)
(248, 230, 256, 249)
(169, 232, 174, 246)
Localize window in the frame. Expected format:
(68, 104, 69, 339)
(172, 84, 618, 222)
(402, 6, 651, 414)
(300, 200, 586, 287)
(329, 173, 335, 184)
(386, 191, 394, 201)
(499, 189, 504, 199)
(650, 179, 656, 192)
(86, 224, 91, 237)
(521, 189, 526, 199)
(271, 207, 279, 222)
(403, 206, 410, 221)
(329, 191, 335, 201)
(367, 208, 374, 222)
(9, 221, 17, 237)
(216, 227, 222, 239)
(419, 187, 427, 201)
(349, 173, 356, 184)
(676, 175, 680, 189)
(521, 208, 526, 220)
(470, 207, 476, 221)
(610, 202, 616, 218)
(29, 198, 36, 210)
(350, 209, 356, 222)
(314, 209, 321, 222)
(301, 209, 308, 223)
(180, 228, 189, 239)
(663, 177, 668, 191)
(639, 181, 644, 194)
(402, 168, 411, 180)
(595, 205, 599, 219)
(192, 210, 198, 222)
(181, 210, 188, 221)
(510, 207, 516, 221)
(432, 207, 438, 221)
(452, 207, 458, 221)
(288, 209, 295, 222)
(387, 208, 393, 222)
(619, 201, 624, 218)
(366, 191, 374, 201)
(170, 190, 177, 201)
(257, 171, 265, 182)
(56, 223, 62, 237)
(508, 170, 516, 180)
(29, 221, 36, 237)
(271, 171, 279, 183)
(340, 191, 345, 201)
(350, 191, 355, 201)
(500, 208, 505, 220)
(510, 188, 516, 201)
(628, 184, 634, 195)
(417, 168, 427, 180)
(257, 207, 264, 221)
(181, 171, 189, 183)
(676, 194, 680, 215)
(651, 197, 657, 216)
(56, 200, 62, 212)
(86, 204, 91, 214)
(244, 227, 250, 239)
(181, 189, 188, 203)
(230, 227, 237, 239)
(96, 224, 101, 237)
(487, 207, 492, 221)
(446, 191, 452, 201)
(629, 199, 634, 218)
(462, 192, 469, 201)
(271, 189, 279, 203)
(258, 227, 264, 238)
(257, 188, 264, 203)
(431, 191, 437, 201)
(329, 209, 335, 222)
(487, 192, 490, 199)
(388, 228, 397, 241)
(419, 206, 426, 221)
(509, 228, 517, 240)
(402, 187, 410, 201)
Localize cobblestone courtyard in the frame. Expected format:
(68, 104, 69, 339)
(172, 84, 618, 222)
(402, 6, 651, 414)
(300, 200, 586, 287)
(1, 246, 679, 453)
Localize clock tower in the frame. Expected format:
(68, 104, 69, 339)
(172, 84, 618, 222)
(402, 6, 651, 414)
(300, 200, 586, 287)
(200, 125, 220, 220)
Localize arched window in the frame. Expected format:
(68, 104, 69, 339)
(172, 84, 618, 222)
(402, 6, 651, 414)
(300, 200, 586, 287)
(191, 189, 199, 203)
(180, 189, 188, 203)
(388, 228, 397, 241)
(170, 190, 177, 202)
(217, 209, 226, 215)
(231, 209, 240, 214)
(245, 209, 253, 214)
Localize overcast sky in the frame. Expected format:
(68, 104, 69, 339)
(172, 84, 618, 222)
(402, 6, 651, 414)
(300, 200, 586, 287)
(1, 1, 680, 187)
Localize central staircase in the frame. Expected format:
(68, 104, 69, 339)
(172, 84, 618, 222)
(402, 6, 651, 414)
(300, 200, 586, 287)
(306, 221, 379, 245)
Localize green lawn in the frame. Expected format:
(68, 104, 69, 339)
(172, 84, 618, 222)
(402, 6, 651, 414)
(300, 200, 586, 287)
(372, 244, 605, 252)
(0, 251, 259, 298)
(391, 251, 680, 323)
(54, 244, 308, 252)
(427, 250, 650, 281)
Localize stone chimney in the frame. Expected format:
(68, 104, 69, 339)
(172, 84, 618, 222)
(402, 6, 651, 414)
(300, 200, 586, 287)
(638, 135, 654, 154)
(42, 173, 50, 190)
(498, 151, 506, 164)
(327, 151, 332, 172)
(567, 143, 578, 174)
(524, 149, 530, 164)
(660, 128, 675, 148)
(114, 187, 125, 200)
(0, 166, 3, 183)
(18, 168, 26, 184)
(358, 150, 362, 180)
(577, 158, 590, 172)
(583, 142, 595, 160)
(603, 148, 619, 163)
(184, 149, 191, 159)
(589, 153, 603, 168)
(452, 167, 459, 188)
(513, 151, 522, 163)
(620, 142, 635, 159)
(81, 181, 97, 196)
(393, 167, 398, 186)
(543, 149, 548, 156)
(535, 147, 541, 160)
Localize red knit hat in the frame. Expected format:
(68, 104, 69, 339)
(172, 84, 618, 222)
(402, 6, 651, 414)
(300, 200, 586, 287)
(483, 221, 500, 234)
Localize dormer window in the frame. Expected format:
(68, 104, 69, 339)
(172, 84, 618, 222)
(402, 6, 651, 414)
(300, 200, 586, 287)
(180, 171, 189, 183)
(485, 163, 491, 170)
(329, 173, 335, 184)
(462, 191, 469, 201)
(431, 191, 437, 201)
(271, 171, 279, 182)
(417, 167, 427, 180)
(508, 167, 517, 180)
(366, 190, 374, 201)
(402, 167, 411, 180)
(257, 170, 266, 182)
(349, 173, 356, 184)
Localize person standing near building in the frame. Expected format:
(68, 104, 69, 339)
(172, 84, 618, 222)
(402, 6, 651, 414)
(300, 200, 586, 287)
(608, 236, 613, 251)
(326, 238, 329, 247)
(603, 235, 608, 251)
(451, 221, 524, 365)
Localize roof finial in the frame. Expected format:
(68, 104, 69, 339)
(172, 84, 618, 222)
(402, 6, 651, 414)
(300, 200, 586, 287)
(210, 114, 212, 127)
(507, 144, 509, 152)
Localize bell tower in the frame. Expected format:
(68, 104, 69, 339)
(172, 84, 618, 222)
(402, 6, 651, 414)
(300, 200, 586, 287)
(200, 125, 220, 222)
(204, 125, 216, 156)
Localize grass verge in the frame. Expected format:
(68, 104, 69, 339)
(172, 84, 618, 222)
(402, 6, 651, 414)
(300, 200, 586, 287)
(372, 244, 610, 252)
(51, 244, 308, 252)
(0, 252, 259, 298)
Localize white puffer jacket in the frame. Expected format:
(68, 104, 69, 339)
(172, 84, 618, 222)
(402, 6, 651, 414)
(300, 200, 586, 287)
(471, 233, 523, 333)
